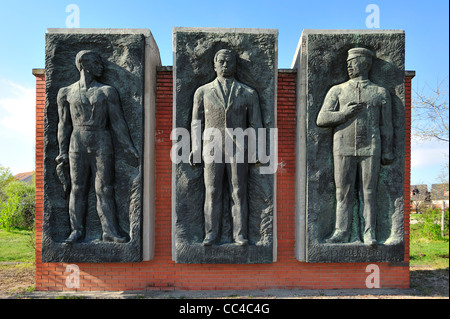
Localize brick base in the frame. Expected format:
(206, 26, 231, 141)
(33, 68, 412, 291)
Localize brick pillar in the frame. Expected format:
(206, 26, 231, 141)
(154, 67, 173, 258)
(32, 68, 45, 288)
(275, 69, 297, 261)
(404, 71, 415, 263)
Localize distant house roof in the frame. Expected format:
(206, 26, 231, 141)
(14, 171, 34, 184)
(431, 183, 449, 200)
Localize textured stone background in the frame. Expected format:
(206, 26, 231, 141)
(303, 31, 406, 262)
(173, 28, 277, 263)
(42, 33, 145, 262)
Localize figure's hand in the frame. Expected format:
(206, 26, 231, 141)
(344, 102, 364, 118)
(55, 153, 69, 165)
(381, 153, 395, 166)
(189, 151, 202, 166)
(55, 153, 71, 199)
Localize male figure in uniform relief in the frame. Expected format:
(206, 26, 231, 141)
(317, 48, 394, 246)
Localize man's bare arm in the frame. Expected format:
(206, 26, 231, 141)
(106, 87, 139, 164)
(56, 88, 72, 164)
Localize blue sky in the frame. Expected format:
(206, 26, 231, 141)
(0, 0, 448, 187)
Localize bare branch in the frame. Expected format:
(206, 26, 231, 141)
(412, 76, 449, 143)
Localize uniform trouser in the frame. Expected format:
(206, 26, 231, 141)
(333, 154, 380, 238)
(203, 161, 248, 241)
(68, 152, 121, 237)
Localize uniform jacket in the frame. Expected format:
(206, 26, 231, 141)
(316, 79, 394, 158)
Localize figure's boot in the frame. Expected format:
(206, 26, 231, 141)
(102, 232, 128, 243)
(234, 235, 248, 246)
(325, 229, 350, 243)
(363, 228, 377, 246)
(65, 230, 83, 244)
(202, 235, 216, 246)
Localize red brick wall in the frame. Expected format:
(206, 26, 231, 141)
(34, 71, 45, 287)
(404, 74, 413, 263)
(33, 69, 412, 291)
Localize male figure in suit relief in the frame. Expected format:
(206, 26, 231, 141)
(317, 48, 394, 246)
(189, 49, 263, 246)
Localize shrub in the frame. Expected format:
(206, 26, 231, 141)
(0, 166, 14, 202)
(413, 207, 449, 241)
(0, 194, 20, 231)
(0, 181, 35, 230)
(443, 209, 449, 237)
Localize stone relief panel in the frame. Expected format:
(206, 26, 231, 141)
(293, 30, 406, 262)
(173, 28, 278, 263)
(43, 31, 147, 262)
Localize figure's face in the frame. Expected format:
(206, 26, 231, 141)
(214, 53, 236, 78)
(81, 53, 104, 77)
(347, 58, 363, 79)
(347, 56, 371, 79)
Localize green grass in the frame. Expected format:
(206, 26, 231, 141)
(410, 214, 449, 269)
(410, 240, 449, 268)
(0, 229, 34, 262)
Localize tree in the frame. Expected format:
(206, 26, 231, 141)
(0, 165, 14, 202)
(411, 185, 432, 214)
(412, 77, 449, 143)
(0, 166, 35, 230)
(437, 163, 449, 185)
(4, 180, 35, 229)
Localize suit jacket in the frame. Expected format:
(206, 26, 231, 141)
(191, 78, 263, 160)
(316, 79, 394, 158)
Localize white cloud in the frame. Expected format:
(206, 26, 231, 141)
(0, 79, 36, 175)
(0, 79, 35, 140)
(411, 139, 449, 169)
(410, 138, 449, 186)
(411, 148, 448, 169)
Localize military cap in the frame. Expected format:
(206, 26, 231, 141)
(347, 47, 374, 61)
